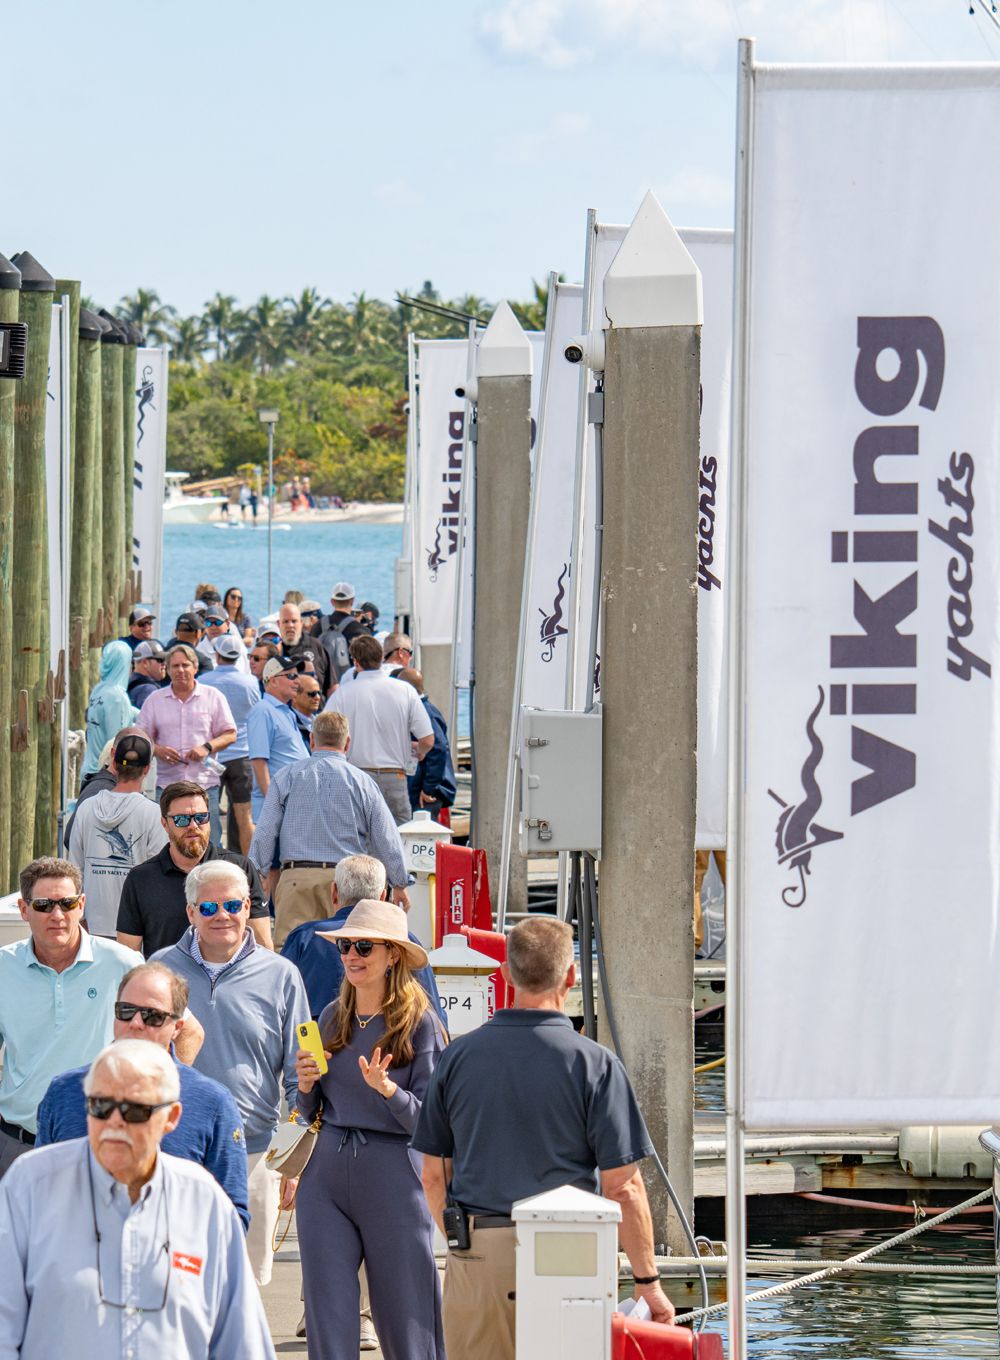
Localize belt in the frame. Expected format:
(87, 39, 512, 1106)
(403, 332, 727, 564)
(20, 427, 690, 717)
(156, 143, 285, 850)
(282, 860, 338, 870)
(0, 1117, 35, 1146)
(471, 1214, 514, 1229)
(362, 767, 405, 776)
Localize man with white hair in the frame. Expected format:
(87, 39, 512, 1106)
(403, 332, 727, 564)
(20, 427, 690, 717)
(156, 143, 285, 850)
(0, 1040, 274, 1359)
(152, 859, 308, 1286)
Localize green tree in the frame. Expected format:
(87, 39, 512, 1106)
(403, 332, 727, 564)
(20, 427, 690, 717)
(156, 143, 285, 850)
(202, 292, 239, 360)
(170, 315, 208, 364)
(231, 296, 288, 373)
(284, 287, 329, 354)
(118, 288, 177, 343)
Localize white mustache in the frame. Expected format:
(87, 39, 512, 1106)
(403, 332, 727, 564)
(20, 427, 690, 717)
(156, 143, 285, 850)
(99, 1129, 134, 1146)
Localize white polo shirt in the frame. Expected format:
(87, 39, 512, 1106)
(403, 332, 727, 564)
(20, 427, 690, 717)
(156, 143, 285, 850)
(323, 670, 432, 770)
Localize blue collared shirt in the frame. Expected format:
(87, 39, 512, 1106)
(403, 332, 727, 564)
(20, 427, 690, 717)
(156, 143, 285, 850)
(35, 1059, 250, 1230)
(247, 693, 306, 816)
(0, 933, 143, 1133)
(282, 904, 446, 1022)
(248, 749, 408, 886)
(0, 1140, 274, 1360)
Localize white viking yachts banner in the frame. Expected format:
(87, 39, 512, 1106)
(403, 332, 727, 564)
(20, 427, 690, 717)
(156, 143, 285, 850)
(739, 61, 1000, 1127)
(132, 347, 169, 623)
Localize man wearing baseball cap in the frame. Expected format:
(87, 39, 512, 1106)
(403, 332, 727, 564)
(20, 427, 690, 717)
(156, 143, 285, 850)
(313, 583, 366, 689)
(246, 656, 304, 821)
(119, 605, 160, 653)
(198, 604, 250, 676)
(67, 731, 167, 938)
(165, 612, 214, 676)
(127, 640, 168, 709)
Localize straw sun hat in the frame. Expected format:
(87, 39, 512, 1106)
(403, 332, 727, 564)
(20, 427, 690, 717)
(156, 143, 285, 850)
(317, 900, 429, 970)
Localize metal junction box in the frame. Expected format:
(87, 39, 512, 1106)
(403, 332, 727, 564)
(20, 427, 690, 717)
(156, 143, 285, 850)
(519, 707, 602, 856)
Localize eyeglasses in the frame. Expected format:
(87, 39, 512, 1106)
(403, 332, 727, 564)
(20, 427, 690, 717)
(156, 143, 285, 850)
(136, 618, 154, 626)
(305, 691, 322, 701)
(30, 895, 82, 913)
(335, 939, 381, 957)
(229, 593, 242, 600)
(197, 898, 244, 917)
(87, 1095, 175, 1123)
(87, 1155, 171, 1313)
(167, 812, 209, 827)
(114, 1002, 179, 1028)
(205, 616, 226, 626)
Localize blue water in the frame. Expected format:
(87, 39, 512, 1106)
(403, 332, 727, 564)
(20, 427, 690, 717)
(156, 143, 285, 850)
(160, 521, 402, 634)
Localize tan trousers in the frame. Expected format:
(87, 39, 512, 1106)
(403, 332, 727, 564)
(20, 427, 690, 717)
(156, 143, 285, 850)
(246, 1150, 281, 1286)
(694, 849, 727, 951)
(273, 866, 337, 947)
(443, 1224, 516, 1360)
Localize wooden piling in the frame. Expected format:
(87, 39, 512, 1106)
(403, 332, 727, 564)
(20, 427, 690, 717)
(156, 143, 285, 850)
(70, 309, 103, 734)
(0, 253, 21, 890)
(9, 252, 54, 874)
(99, 313, 126, 651)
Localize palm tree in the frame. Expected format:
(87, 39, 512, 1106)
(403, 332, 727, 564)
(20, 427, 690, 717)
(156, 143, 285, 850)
(170, 315, 208, 364)
(510, 278, 553, 333)
(118, 288, 177, 344)
(202, 292, 239, 360)
(284, 287, 329, 355)
(327, 292, 393, 357)
(231, 295, 288, 373)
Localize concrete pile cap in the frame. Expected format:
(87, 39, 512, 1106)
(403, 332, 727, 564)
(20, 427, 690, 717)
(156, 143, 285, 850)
(604, 190, 703, 329)
(477, 300, 533, 378)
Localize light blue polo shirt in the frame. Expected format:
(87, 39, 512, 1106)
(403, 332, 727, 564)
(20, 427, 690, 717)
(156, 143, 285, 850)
(247, 692, 307, 817)
(0, 932, 143, 1133)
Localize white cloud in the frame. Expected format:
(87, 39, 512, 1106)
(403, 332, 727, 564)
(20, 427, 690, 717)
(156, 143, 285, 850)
(480, 0, 921, 69)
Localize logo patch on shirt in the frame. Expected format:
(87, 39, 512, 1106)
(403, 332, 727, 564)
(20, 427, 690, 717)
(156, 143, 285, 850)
(87, 988, 98, 999)
(233, 1128, 243, 1144)
(172, 1251, 203, 1276)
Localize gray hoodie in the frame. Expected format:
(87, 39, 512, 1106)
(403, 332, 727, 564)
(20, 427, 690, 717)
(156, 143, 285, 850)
(68, 789, 167, 937)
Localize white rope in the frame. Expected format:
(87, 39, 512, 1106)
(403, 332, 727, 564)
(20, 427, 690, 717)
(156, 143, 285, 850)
(673, 1187, 992, 1324)
(644, 1258, 997, 1277)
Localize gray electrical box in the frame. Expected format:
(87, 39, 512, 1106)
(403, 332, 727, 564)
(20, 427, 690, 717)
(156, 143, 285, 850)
(519, 707, 602, 856)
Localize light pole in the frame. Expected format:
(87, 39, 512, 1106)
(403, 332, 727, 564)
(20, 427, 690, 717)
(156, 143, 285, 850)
(257, 408, 279, 612)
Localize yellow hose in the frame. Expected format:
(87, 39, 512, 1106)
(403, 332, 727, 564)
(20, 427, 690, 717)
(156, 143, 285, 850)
(694, 1055, 726, 1074)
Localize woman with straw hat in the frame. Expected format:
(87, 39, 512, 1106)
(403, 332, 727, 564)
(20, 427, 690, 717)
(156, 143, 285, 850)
(294, 899, 447, 1360)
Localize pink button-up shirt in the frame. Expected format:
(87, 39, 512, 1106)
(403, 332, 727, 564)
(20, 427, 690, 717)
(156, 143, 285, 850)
(135, 681, 236, 789)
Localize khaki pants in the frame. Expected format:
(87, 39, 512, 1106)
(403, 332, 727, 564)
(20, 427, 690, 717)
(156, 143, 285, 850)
(246, 1150, 281, 1286)
(443, 1224, 516, 1360)
(273, 866, 337, 947)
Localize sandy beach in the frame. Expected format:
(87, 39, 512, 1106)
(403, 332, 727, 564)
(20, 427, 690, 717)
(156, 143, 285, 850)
(268, 501, 404, 526)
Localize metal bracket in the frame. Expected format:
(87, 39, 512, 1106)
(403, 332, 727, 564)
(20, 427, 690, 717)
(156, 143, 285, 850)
(588, 390, 605, 426)
(525, 736, 549, 748)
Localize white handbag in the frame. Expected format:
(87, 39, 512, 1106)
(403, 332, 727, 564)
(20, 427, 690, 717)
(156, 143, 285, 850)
(264, 1109, 322, 1179)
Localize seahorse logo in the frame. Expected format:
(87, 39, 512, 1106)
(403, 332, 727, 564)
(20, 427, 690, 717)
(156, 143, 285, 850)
(136, 365, 156, 448)
(767, 687, 843, 908)
(426, 521, 444, 582)
(539, 564, 569, 662)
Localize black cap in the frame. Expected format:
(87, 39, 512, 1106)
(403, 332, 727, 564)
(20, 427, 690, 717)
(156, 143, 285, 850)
(11, 252, 54, 294)
(198, 589, 222, 603)
(98, 309, 128, 344)
(174, 611, 203, 632)
(0, 253, 20, 291)
(123, 321, 145, 346)
(358, 601, 380, 618)
(78, 307, 104, 340)
(114, 731, 153, 769)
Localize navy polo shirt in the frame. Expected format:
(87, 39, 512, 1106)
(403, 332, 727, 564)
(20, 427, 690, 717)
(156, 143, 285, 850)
(411, 1009, 654, 1216)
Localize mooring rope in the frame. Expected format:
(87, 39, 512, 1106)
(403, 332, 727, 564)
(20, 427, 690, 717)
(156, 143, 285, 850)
(672, 1187, 992, 1324)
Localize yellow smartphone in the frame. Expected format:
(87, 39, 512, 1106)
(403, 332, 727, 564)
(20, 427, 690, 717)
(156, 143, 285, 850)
(297, 1021, 328, 1075)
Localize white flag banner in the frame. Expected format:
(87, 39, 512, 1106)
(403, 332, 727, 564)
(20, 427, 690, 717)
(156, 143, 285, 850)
(412, 338, 470, 647)
(684, 229, 733, 851)
(132, 347, 168, 622)
(44, 301, 69, 673)
(739, 61, 1000, 1127)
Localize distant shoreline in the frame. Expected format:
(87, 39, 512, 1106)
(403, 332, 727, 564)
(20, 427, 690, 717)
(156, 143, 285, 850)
(219, 501, 404, 527)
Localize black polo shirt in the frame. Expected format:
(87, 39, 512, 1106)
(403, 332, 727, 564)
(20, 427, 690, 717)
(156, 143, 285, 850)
(116, 841, 269, 957)
(412, 1009, 654, 1216)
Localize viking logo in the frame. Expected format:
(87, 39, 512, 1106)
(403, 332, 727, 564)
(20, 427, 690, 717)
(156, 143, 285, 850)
(136, 365, 155, 448)
(767, 687, 843, 908)
(426, 522, 445, 582)
(539, 564, 569, 662)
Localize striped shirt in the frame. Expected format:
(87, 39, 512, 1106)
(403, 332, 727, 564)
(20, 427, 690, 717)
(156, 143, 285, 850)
(248, 750, 408, 886)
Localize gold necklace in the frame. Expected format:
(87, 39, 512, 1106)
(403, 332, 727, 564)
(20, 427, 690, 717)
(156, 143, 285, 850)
(356, 1013, 377, 1030)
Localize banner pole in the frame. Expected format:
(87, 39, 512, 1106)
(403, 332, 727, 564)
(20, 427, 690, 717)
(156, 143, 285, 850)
(408, 336, 423, 674)
(446, 321, 477, 763)
(725, 35, 757, 1360)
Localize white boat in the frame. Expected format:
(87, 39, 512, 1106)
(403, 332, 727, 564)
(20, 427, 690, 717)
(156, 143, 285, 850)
(162, 471, 228, 524)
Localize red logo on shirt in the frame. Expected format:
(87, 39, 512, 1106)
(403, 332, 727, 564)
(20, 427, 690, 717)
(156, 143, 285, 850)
(172, 1251, 203, 1276)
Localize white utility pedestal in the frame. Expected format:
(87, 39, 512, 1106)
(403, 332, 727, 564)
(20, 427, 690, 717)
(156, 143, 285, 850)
(397, 809, 451, 949)
(0, 891, 27, 947)
(512, 1185, 622, 1360)
(427, 933, 499, 1035)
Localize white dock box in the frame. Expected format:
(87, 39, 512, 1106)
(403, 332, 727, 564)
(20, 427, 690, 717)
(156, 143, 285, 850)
(519, 707, 602, 856)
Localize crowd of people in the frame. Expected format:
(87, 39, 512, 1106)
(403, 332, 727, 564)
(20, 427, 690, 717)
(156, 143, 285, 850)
(0, 577, 675, 1359)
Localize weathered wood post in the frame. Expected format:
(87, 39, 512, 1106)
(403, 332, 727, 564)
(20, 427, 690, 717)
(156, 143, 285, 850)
(470, 302, 533, 914)
(598, 194, 702, 1251)
(69, 308, 103, 733)
(10, 252, 54, 873)
(0, 252, 20, 889)
(99, 312, 126, 652)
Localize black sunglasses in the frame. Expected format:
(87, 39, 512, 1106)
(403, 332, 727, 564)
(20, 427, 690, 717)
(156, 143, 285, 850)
(167, 812, 209, 827)
(198, 898, 244, 917)
(86, 1096, 175, 1124)
(30, 895, 82, 913)
(336, 939, 380, 957)
(114, 1002, 179, 1028)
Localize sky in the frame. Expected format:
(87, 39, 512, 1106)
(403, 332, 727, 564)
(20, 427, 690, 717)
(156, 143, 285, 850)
(6, 0, 998, 315)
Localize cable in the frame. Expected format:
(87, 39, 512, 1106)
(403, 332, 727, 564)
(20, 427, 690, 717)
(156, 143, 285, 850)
(584, 852, 711, 1330)
(578, 852, 596, 1040)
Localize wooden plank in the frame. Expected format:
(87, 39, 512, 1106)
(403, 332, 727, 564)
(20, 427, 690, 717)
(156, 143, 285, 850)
(695, 1159, 822, 1198)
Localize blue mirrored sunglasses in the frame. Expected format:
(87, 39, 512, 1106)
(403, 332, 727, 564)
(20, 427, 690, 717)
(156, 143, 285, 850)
(168, 812, 210, 828)
(197, 898, 245, 917)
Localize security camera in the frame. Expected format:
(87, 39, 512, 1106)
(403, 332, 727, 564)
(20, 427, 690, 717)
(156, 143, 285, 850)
(455, 377, 478, 403)
(564, 330, 605, 373)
